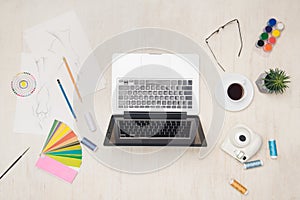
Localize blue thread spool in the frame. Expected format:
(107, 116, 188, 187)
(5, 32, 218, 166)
(268, 139, 278, 159)
(81, 137, 98, 152)
(243, 160, 263, 169)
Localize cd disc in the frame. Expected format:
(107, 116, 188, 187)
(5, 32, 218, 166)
(11, 72, 36, 97)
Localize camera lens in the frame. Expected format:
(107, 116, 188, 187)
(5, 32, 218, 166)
(239, 135, 246, 142)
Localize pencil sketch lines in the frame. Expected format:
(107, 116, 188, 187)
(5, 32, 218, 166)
(46, 28, 81, 71)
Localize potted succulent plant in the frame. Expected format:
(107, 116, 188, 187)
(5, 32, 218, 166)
(256, 68, 290, 94)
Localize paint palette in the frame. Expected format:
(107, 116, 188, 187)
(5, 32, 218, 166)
(36, 120, 82, 183)
(11, 72, 36, 97)
(256, 18, 285, 52)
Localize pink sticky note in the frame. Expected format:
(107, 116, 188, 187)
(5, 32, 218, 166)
(36, 156, 78, 183)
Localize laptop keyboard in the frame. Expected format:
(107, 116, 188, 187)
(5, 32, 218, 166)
(118, 120, 191, 138)
(117, 79, 193, 109)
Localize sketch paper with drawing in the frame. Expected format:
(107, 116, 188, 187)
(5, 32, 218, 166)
(14, 53, 77, 134)
(23, 11, 91, 73)
(14, 11, 105, 135)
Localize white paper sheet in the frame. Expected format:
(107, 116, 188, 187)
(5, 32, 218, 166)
(23, 11, 91, 73)
(14, 11, 105, 135)
(14, 53, 77, 134)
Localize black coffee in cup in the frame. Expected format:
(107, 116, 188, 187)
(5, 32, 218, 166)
(227, 83, 244, 101)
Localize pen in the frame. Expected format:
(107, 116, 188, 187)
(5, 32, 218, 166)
(62, 57, 82, 102)
(57, 79, 77, 120)
(0, 147, 30, 180)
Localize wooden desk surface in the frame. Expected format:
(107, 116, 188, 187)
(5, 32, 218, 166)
(1, 0, 300, 199)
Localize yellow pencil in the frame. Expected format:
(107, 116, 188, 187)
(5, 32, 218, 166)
(62, 57, 82, 102)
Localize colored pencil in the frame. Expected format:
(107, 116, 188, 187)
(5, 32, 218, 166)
(0, 147, 30, 180)
(62, 57, 82, 102)
(57, 79, 77, 120)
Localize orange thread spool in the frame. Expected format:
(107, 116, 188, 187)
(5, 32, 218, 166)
(230, 179, 248, 195)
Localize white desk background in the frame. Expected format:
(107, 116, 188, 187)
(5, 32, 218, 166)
(0, 0, 300, 199)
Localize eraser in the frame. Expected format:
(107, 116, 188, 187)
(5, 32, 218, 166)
(81, 137, 98, 152)
(84, 112, 96, 132)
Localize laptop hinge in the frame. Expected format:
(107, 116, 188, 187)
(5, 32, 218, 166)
(124, 111, 187, 119)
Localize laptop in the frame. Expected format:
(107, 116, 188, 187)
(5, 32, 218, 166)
(104, 53, 207, 147)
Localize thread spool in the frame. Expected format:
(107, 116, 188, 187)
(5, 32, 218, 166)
(230, 179, 248, 195)
(268, 139, 278, 159)
(243, 160, 263, 169)
(81, 137, 98, 151)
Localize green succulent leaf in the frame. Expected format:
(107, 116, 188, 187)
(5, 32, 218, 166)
(263, 68, 290, 94)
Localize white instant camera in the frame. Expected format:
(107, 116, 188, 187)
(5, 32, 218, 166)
(221, 124, 262, 163)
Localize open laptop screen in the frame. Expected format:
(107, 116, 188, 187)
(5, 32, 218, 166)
(104, 115, 206, 147)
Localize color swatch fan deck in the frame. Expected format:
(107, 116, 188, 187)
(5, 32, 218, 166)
(36, 120, 82, 183)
